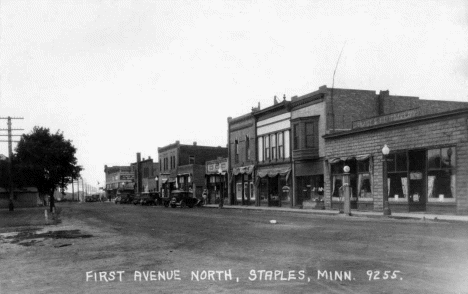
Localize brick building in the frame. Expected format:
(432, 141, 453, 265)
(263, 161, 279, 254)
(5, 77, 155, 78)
(253, 97, 292, 207)
(324, 100, 468, 214)
(131, 153, 159, 193)
(227, 113, 256, 205)
(290, 91, 326, 208)
(158, 141, 227, 198)
(205, 157, 228, 204)
(104, 165, 134, 200)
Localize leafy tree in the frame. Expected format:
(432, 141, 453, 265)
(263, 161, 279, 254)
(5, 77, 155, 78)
(15, 126, 82, 211)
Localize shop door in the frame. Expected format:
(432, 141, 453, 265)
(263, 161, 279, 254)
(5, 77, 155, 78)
(408, 150, 426, 212)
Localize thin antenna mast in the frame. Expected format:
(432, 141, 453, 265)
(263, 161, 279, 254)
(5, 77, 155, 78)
(330, 41, 346, 133)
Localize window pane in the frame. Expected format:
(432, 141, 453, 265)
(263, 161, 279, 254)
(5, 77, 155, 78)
(305, 122, 314, 148)
(284, 131, 290, 158)
(387, 154, 395, 172)
(357, 159, 369, 173)
(388, 173, 408, 198)
(293, 124, 299, 150)
(257, 137, 263, 162)
(396, 152, 407, 171)
(428, 170, 454, 198)
(331, 162, 344, 174)
(441, 147, 455, 168)
(428, 149, 440, 169)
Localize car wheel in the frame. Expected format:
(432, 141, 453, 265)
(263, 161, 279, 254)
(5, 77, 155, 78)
(180, 200, 186, 208)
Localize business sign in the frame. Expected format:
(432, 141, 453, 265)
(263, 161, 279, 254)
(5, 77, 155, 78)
(120, 174, 135, 181)
(206, 161, 228, 174)
(352, 109, 419, 129)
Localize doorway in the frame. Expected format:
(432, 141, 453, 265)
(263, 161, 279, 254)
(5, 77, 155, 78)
(408, 149, 426, 212)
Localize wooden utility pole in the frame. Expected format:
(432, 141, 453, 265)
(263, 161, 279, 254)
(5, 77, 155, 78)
(0, 116, 24, 211)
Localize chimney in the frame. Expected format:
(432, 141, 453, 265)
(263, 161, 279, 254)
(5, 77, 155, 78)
(136, 153, 142, 193)
(193, 141, 197, 146)
(283, 94, 286, 101)
(148, 156, 151, 160)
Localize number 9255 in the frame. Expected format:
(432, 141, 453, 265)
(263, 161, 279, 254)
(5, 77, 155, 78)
(366, 270, 402, 281)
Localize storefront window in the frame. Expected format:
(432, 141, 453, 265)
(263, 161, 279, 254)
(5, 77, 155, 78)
(387, 152, 408, 199)
(357, 158, 372, 198)
(428, 147, 456, 201)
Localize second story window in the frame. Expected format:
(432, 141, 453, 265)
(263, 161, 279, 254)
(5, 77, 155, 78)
(235, 139, 239, 163)
(257, 137, 263, 162)
(245, 135, 250, 161)
(189, 156, 195, 164)
(278, 132, 284, 159)
(264, 135, 270, 160)
(271, 133, 277, 160)
(305, 121, 317, 148)
(293, 124, 299, 150)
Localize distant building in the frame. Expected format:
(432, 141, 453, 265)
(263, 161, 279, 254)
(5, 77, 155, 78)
(130, 154, 159, 193)
(104, 165, 134, 200)
(227, 113, 256, 206)
(0, 187, 40, 208)
(158, 141, 227, 198)
(205, 157, 228, 204)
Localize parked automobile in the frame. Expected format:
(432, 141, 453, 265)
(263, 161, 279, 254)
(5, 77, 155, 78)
(169, 190, 203, 208)
(141, 192, 160, 206)
(160, 192, 171, 207)
(119, 194, 134, 204)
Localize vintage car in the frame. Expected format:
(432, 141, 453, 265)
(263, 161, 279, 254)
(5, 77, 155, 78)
(119, 194, 134, 204)
(133, 192, 160, 206)
(169, 190, 202, 208)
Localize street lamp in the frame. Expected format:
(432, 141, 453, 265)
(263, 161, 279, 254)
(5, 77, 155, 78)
(382, 144, 391, 216)
(342, 165, 351, 215)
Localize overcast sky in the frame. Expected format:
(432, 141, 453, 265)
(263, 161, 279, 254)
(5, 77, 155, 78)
(1, 0, 467, 189)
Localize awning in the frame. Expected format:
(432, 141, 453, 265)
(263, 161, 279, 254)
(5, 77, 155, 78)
(328, 156, 356, 164)
(233, 165, 255, 175)
(168, 178, 176, 183)
(257, 166, 291, 179)
(356, 154, 371, 161)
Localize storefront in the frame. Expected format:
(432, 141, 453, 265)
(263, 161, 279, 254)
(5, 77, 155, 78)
(294, 160, 324, 208)
(324, 108, 468, 215)
(256, 165, 291, 207)
(231, 165, 255, 205)
(206, 159, 228, 204)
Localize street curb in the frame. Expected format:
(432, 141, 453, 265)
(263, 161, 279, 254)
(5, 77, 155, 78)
(204, 205, 468, 223)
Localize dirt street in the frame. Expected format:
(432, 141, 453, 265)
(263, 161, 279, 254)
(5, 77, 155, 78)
(1, 202, 467, 294)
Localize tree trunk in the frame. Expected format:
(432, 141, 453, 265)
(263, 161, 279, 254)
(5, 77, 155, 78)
(49, 190, 55, 212)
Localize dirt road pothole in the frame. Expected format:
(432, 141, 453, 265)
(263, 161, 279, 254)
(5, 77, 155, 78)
(0, 228, 93, 247)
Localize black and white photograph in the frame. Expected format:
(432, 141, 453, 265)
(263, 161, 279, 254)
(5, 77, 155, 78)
(1, 1, 468, 293)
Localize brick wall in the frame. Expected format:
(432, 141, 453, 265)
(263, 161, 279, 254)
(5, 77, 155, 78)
(179, 145, 227, 166)
(229, 115, 256, 168)
(324, 114, 468, 214)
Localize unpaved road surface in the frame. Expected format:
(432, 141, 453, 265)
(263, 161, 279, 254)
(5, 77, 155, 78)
(1, 202, 468, 293)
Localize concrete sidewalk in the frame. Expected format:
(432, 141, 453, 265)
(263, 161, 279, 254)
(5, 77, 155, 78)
(205, 204, 468, 223)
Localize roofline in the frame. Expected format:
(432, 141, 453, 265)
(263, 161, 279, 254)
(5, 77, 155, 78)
(323, 107, 468, 139)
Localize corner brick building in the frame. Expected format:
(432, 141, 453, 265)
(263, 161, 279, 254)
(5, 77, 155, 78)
(324, 98, 468, 214)
(158, 141, 227, 198)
